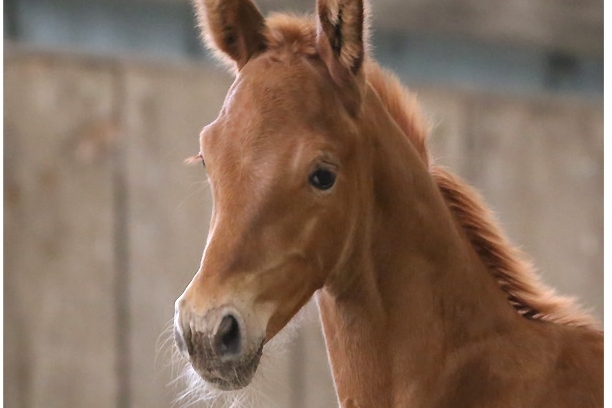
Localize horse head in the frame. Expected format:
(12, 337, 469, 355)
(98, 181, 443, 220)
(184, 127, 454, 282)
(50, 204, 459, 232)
(174, 0, 370, 390)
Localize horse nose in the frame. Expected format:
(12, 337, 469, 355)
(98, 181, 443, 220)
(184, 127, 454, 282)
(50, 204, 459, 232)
(174, 299, 244, 360)
(213, 313, 242, 358)
(174, 297, 263, 389)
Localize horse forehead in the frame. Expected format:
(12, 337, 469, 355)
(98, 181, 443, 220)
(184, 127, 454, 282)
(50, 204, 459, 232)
(211, 73, 316, 151)
(206, 55, 346, 165)
(229, 56, 326, 117)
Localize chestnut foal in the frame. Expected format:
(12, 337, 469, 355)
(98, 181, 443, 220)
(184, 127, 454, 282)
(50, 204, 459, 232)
(173, 0, 603, 407)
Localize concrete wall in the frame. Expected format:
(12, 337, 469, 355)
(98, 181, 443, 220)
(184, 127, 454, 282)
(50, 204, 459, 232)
(4, 47, 602, 408)
(257, 0, 603, 57)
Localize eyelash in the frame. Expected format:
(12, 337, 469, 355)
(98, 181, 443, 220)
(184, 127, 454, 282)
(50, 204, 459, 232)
(185, 153, 206, 168)
(195, 153, 206, 168)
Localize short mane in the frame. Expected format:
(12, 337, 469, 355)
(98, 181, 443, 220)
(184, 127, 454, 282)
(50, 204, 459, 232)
(364, 62, 601, 331)
(263, 14, 600, 330)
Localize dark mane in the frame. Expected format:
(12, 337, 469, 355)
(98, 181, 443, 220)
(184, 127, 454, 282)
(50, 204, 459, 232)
(263, 14, 600, 330)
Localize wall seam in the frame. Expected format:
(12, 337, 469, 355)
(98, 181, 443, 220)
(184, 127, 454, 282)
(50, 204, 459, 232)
(112, 61, 131, 408)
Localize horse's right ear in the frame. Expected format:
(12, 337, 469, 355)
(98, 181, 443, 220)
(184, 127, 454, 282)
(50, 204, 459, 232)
(193, 0, 268, 71)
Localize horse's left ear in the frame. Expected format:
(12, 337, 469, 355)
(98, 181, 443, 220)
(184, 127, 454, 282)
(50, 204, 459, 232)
(316, 0, 367, 113)
(193, 0, 268, 71)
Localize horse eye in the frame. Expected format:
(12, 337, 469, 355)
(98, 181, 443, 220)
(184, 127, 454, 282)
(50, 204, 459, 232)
(309, 168, 336, 191)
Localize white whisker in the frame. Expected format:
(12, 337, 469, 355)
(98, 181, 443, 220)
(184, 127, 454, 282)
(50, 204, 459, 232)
(163, 306, 311, 408)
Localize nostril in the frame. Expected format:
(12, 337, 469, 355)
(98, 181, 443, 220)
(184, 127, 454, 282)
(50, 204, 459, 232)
(215, 314, 241, 357)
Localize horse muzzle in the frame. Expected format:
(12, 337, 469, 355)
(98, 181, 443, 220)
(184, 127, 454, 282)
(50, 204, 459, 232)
(174, 300, 264, 390)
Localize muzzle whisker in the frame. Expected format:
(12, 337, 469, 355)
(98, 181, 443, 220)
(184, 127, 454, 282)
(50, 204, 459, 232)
(155, 319, 178, 371)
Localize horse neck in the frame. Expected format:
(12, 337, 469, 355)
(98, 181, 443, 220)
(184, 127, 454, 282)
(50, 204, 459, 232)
(316, 84, 524, 408)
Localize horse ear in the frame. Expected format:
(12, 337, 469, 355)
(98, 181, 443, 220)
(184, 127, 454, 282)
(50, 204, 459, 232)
(193, 0, 268, 71)
(316, 0, 367, 85)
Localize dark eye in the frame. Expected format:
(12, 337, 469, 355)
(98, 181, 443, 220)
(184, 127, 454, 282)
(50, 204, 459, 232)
(309, 168, 336, 190)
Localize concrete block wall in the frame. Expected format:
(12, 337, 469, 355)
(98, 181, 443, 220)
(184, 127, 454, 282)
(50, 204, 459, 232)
(4, 47, 602, 408)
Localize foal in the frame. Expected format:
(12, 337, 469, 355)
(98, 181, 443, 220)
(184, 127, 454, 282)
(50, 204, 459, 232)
(173, 0, 603, 407)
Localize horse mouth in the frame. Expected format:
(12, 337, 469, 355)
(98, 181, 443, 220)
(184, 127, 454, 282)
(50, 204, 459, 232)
(190, 342, 264, 391)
